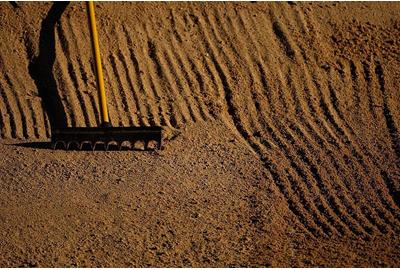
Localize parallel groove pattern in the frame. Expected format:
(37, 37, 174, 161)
(0, 3, 399, 238)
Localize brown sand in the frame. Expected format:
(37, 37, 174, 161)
(0, 1, 400, 267)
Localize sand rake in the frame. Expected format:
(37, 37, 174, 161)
(52, 1, 162, 151)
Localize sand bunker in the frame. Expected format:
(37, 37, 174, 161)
(0, 2, 399, 267)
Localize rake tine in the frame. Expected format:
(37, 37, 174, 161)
(53, 140, 65, 150)
(52, 127, 162, 151)
(80, 141, 91, 151)
(118, 141, 124, 151)
(66, 141, 74, 150)
(94, 141, 105, 151)
(106, 141, 115, 151)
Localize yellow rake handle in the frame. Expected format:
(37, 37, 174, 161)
(87, 1, 110, 125)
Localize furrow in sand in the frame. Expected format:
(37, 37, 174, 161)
(258, 9, 392, 234)
(192, 8, 335, 236)
(375, 172, 400, 224)
(55, 23, 86, 127)
(0, 78, 24, 139)
(166, 13, 210, 122)
(226, 10, 358, 235)
(231, 10, 358, 235)
(334, 60, 400, 224)
(24, 85, 46, 138)
(300, 59, 393, 233)
(381, 170, 400, 210)
(220, 9, 284, 132)
(243, 12, 293, 117)
(123, 25, 172, 127)
(289, 137, 366, 236)
(168, 41, 211, 122)
(214, 10, 271, 131)
(329, 60, 400, 227)
(0, 82, 12, 138)
(0, 78, 19, 138)
(115, 49, 145, 126)
(263, 119, 345, 236)
(66, 18, 98, 127)
(288, 2, 313, 41)
(169, 10, 183, 44)
(297, 71, 342, 149)
(1, 73, 28, 138)
(375, 62, 400, 160)
(362, 60, 378, 120)
(26, 99, 40, 139)
(208, 10, 242, 61)
(0, 107, 7, 138)
(281, 6, 385, 181)
(313, 67, 378, 167)
(196, 10, 261, 136)
(349, 61, 361, 110)
(53, 59, 75, 127)
(186, 56, 216, 120)
(328, 61, 384, 173)
(279, 12, 383, 196)
(193, 51, 227, 121)
(110, 51, 141, 126)
(268, 8, 345, 149)
(268, 130, 343, 236)
(193, 9, 252, 143)
(191, 6, 334, 236)
(287, 69, 382, 235)
(239, 78, 333, 236)
(248, 11, 342, 149)
(118, 25, 160, 126)
(113, 24, 148, 126)
(336, 61, 392, 173)
(144, 20, 189, 127)
(326, 68, 348, 130)
(266, 160, 327, 238)
(189, 10, 225, 105)
(170, 10, 221, 119)
(66, 62, 91, 126)
(145, 35, 190, 126)
(284, 2, 321, 61)
(310, 58, 395, 233)
(270, 20, 296, 61)
(282, 70, 375, 236)
(12, 70, 41, 138)
(208, 8, 340, 235)
(207, 9, 264, 125)
(287, 121, 376, 236)
(162, 48, 200, 123)
(85, 93, 100, 127)
(288, 62, 384, 234)
(137, 21, 182, 128)
(102, 55, 126, 127)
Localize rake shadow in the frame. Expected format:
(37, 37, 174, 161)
(13, 142, 158, 152)
(28, 2, 70, 132)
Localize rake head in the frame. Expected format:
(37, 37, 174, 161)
(51, 126, 162, 151)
